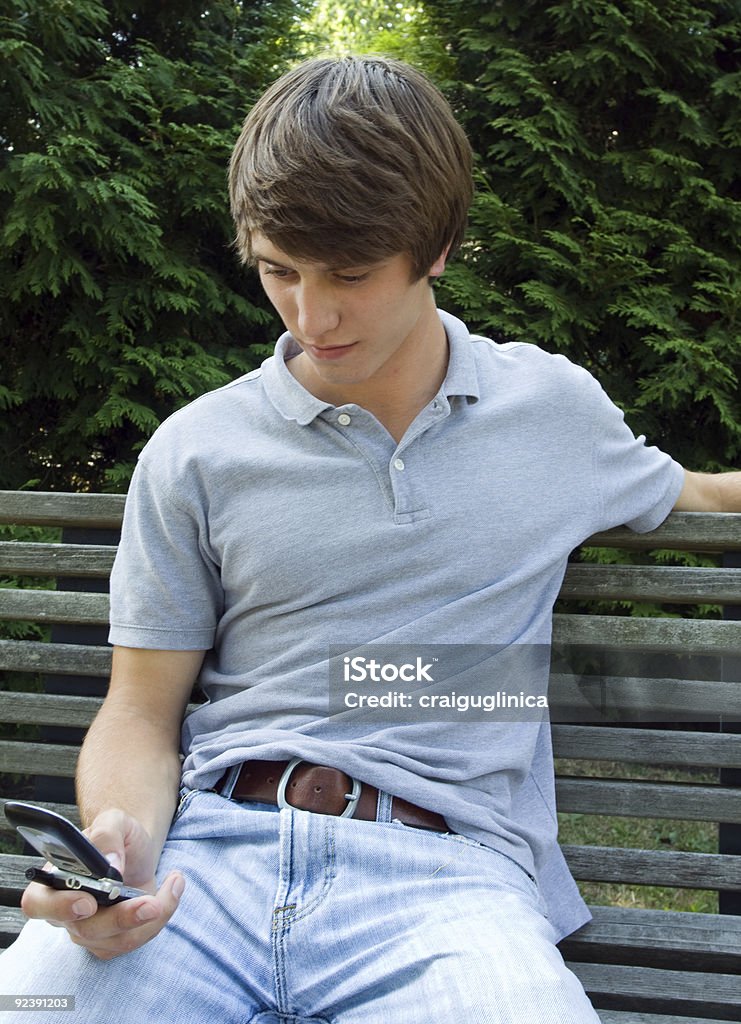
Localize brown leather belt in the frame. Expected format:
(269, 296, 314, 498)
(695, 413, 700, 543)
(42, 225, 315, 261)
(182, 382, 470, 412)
(220, 759, 448, 832)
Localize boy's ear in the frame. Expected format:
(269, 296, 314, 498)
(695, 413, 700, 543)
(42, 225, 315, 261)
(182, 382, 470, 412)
(428, 244, 451, 279)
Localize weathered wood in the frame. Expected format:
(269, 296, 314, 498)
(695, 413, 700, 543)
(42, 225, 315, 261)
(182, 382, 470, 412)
(0, 692, 103, 728)
(560, 565, 741, 604)
(550, 674, 741, 723)
(569, 961, 741, 1017)
(552, 614, 741, 652)
(556, 777, 741, 823)
(0, 639, 111, 676)
(552, 724, 741, 769)
(0, 491, 125, 529)
(5, 551, 741, 600)
(585, 511, 741, 552)
(597, 1014, 734, 1024)
(0, 691, 199, 728)
(0, 855, 49, 898)
(0, 589, 110, 625)
(0, 907, 26, 942)
(0, 542, 116, 578)
(0, 741, 79, 777)
(562, 905, 741, 973)
(563, 844, 741, 889)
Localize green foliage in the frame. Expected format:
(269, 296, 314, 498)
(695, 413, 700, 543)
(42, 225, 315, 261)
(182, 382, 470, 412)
(298, 0, 453, 78)
(0, 0, 299, 490)
(430, 0, 741, 472)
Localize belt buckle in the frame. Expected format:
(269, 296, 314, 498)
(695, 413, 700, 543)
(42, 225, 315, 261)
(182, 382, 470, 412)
(276, 757, 362, 818)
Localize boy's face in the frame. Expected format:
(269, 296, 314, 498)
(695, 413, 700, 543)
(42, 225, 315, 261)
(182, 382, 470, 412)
(252, 233, 446, 405)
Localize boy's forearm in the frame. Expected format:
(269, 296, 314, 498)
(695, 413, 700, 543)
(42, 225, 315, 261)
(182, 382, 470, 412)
(76, 696, 184, 860)
(674, 469, 741, 512)
(75, 646, 204, 860)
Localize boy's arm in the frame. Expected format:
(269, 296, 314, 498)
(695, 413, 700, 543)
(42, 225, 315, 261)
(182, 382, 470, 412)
(673, 469, 741, 513)
(20, 646, 204, 960)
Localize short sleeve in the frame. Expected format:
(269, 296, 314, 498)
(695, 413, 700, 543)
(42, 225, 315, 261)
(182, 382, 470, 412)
(587, 376, 685, 534)
(108, 458, 223, 650)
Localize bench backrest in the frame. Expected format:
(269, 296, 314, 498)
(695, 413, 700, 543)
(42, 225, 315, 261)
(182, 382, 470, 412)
(1, 491, 740, 947)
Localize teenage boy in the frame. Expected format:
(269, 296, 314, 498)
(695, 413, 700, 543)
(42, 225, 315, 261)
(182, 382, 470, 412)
(2, 55, 739, 1024)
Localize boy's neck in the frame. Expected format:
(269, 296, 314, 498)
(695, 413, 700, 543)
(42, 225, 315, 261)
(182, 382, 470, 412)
(288, 307, 449, 444)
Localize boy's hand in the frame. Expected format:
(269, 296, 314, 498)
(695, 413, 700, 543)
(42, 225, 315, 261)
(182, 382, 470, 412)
(19, 808, 185, 960)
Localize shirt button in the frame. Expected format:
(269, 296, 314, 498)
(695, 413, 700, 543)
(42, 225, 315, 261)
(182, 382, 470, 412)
(337, 413, 351, 426)
(393, 458, 405, 471)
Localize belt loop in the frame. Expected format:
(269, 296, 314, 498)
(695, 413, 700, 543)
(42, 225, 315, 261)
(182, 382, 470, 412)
(218, 763, 242, 801)
(375, 790, 394, 822)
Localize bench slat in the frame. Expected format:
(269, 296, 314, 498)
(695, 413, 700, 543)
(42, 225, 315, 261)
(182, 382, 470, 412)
(1, 500, 739, 549)
(0, 589, 109, 625)
(0, 692, 103, 728)
(0, 741, 79, 777)
(560, 565, 741, 604)
(556, 777, 741, 823)
(0, 856, 51, 900)
(0, 692, 202, 728)
(551, 674, 741, 722)
(5, 696, 726, 764)
(563, 844, 741, 889)
(569, 961, 741, 1017)
(5, 675, 739, 729)
(0, 491, 125, 529)
(4, 554, 741, 602)
(0, 639, 111, 675)
(0, 907, 27, 944)
(553, 614, 741, 652)
(0, 542, 116, 577)
(562, 905, 741, 972)
(585, 512, 741, 552)
(597, 1014, 735, 1024)
(552, 725, 741, 768)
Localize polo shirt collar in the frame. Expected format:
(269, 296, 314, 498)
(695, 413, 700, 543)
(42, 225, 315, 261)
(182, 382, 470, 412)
(262, 308, 480, 425)
(438, 309, 481, 403)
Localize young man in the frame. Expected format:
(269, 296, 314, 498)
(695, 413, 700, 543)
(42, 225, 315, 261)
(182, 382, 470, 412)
(2, 56, 739, 1023)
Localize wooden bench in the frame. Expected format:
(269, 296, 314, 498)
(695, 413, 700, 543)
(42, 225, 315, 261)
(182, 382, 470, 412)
(1, 489, 740, 1023)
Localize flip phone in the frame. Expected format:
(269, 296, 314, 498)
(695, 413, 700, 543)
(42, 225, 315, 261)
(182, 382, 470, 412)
(4, 801, 148, 905)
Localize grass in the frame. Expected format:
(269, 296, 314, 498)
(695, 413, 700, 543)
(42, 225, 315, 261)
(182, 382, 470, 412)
(556, 758, 719, 913)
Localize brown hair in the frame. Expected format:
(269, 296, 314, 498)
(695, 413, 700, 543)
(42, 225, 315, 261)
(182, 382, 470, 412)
(228, 56, 473, 281)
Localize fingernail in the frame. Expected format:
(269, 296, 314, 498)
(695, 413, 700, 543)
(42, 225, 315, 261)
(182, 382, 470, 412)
(171, 875, 185, 900)
(135, 902, 159, 923)
(106, 852, 123, 873)
(72, 899, 94, 918)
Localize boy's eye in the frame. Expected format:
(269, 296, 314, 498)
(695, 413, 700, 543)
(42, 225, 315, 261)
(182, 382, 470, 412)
(258, 262, 370, 284)
(261, 264, 293, 278)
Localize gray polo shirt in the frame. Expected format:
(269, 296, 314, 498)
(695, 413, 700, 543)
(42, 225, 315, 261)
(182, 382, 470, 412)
(109, 310, 685, 939)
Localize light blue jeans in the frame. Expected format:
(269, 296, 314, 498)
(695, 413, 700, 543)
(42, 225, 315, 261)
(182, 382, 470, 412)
(0, 790, 599, 1023)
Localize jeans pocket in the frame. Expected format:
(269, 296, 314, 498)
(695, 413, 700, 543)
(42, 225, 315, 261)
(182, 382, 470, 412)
(436, 830, 542, 901)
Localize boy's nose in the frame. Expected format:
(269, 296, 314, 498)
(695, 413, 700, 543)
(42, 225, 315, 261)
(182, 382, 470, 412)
(296, 284, 341, 339)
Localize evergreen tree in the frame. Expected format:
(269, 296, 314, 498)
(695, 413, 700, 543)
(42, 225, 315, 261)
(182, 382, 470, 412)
(299, 0, 450, 73)
(0, 0, 299, 490)
(431, 0, 741, 470)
